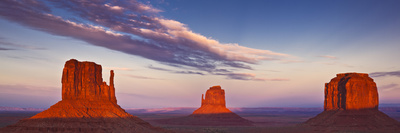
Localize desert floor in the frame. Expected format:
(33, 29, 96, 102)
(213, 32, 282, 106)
(1, 107, 399, 133)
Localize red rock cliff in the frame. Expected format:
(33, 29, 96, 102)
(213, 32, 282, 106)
(201, 85, 226, 107)
(183, 85, 252, 126)
(0, 59, 165, 133)
(62, 59, 117, 103)
(303, 73, 400, 132)
(193, 86, 231, 114)
(324, 73, 378, 110)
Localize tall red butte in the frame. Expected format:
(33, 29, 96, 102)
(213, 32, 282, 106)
(0, 59, 165, 133)
(192, 85, 231, 114)
(303, 73, 400, 132)
(324, 73, 378, 110)
(157, 86, 252, 126)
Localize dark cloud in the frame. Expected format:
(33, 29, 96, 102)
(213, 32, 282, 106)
(147, 65, 290, 81)
(216, 73, 256, 80)
(0, 0, 290, 80)
(0, 47, 13, 50)
(148, 65, 205, 76)
(370, 70, 400, 77)
(174, 71, 205, 75)
(215, 72, 289, 81)
(148, 65, 172, 72)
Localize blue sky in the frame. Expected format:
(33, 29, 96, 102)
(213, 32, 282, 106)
(0, 0, 399, 108)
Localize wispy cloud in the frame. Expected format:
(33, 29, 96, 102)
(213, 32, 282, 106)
(123, 74, 164, 80)
(379, 83, 398, 89)
(370, 70, 400, 78)
(0, 47, 13, 50)
(0, 84, 58, 95)
(0, 84, 60, 108)
(148, 65, 173, 72)
(378, 83, 400, 92)
(0, 38, 46, 50)
(215, 72, 289, 81)
(0, 0, 292, 80)
(280, 59, 304, 64)
(104, 67, 134, 71)
(262, 78, 290, 81)
(147, 64, 289, 81)
(317, 55, 337, 59)
(4, 55, 53, 62)
(316, 61, 353, 68)
(261, 69, 281, 72)
(148, 65, 205, 76)
(116, 92, 160, 99)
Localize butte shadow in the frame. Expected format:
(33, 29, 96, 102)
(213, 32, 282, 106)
(0, 59, 167, 133)
(302, 73, 400, 133)
(156, 85, 252, 126)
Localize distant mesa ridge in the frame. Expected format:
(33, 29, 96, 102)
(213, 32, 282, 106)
(0, 59, 165, 133)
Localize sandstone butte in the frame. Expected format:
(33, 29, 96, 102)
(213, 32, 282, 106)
(324, 73, 379, 110)
(0, 59, 166, 133)
(156, 86, 252, 126)
(192, 85, 232, 114)
(303, 72, 400, 133)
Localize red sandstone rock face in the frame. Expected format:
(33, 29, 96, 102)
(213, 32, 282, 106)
(201, 85, 226, 107)
(324, 73, 378, 110)
(303, 72, 400, 132)
(0, 59, 165, 133)
(193, 86, 232, 114)
(157, 86, 252, 126)
(62, 59, 116, 103)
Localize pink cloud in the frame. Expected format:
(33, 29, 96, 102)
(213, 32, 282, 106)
(317, 55, 337, 59)
(0, 0, 292, 80)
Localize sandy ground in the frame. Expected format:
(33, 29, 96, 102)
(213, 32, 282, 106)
(1, 107, 399, 133)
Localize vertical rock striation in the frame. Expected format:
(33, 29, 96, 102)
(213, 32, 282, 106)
(61, 59, 117, 103)
(324, 73, 378, 110)
(201, 86, 226, 107)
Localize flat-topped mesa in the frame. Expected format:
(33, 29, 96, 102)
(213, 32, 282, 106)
(302, 72, 400, 132)
(193, 85, 231, 114)
(201, 85, 226, 107)
(62, 59, 117, 103)
(324, 72, 378, 111)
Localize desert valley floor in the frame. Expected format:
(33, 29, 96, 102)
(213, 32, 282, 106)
(1, 106, 399, 133)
